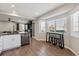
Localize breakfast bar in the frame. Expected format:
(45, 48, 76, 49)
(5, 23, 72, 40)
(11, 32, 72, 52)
(46, 32, 64, 49)
(0, 31, 31, 54)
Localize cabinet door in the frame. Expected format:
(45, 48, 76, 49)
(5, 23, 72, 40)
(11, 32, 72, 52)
(2, 35, 13, 51)
(0, 37, 2, 52)
(2, 35, 21, 51)
(12, 34, 21, 47)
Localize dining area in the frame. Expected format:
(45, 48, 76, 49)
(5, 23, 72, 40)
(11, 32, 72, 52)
(46, 32, 64, 49)
(42, 18, 65, 49)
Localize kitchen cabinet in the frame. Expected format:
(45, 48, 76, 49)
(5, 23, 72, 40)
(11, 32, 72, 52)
(1, 34, 21, 51)
(11, 34, 21, 48)
(0, 37, 2, 53)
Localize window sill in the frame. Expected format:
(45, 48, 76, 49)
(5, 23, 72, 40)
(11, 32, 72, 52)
(71, 32, 79, 38)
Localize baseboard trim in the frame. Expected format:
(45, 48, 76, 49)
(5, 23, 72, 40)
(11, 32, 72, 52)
(65, 46, 78, 56)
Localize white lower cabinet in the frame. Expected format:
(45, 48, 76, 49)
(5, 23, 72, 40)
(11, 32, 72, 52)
(12, 35, 21, 48)
(0, 37, 2, 53)
(1, 34, 21, 51)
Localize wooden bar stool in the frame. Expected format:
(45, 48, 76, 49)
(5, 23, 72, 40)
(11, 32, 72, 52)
(49, 33, 54, 43)
(59, 34, 64, 49)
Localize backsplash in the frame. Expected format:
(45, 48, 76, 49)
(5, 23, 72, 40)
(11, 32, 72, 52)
(0, 22, 16, 32)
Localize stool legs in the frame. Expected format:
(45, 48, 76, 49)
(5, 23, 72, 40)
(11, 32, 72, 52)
(49, 36, 51, 43)
(51, 37, 57, 45)
(47, 33, 64, 49)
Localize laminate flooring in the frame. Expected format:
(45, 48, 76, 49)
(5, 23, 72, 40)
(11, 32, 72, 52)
(1, 39, 75, 56)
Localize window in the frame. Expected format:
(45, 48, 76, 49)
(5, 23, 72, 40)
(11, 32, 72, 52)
(71, 12, 79, 32)
(25, 25, 28, 30)
(19, 24, 25, 32)
(40, 20, 46, 33)
(47, 20, 56, 32)
(56, 19, 65, 31)
(47, 18, 65, 32)
(70, 12, 79, 37)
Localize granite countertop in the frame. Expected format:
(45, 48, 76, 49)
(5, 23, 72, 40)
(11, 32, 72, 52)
(0, 33, 20, 36)
(0, 31, 29, 36)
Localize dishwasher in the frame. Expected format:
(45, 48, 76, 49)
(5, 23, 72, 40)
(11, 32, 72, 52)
(21, 32, 30, 46)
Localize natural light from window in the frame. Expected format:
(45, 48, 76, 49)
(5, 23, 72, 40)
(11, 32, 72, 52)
(71, 12, 79, 37)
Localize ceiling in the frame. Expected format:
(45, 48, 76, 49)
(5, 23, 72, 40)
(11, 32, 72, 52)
(0, 3, 64, 20)
(0, 14, 28, 23)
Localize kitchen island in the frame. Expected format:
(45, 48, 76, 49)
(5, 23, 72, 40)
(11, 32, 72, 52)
(0, 32, 30, 54)
(0, 33, 21, 52)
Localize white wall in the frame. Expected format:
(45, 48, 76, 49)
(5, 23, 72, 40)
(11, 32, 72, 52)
(69, 36, 79, 55)
(0, 21, 26, 32)
(34, 20, 39, 39)
(0, 22, 16, 32)
(65, 6, 79, 55)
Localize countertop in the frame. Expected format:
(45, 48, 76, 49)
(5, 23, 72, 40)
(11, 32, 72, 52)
(0, 33, 19, 36)
(46, 31, 64, 34)
(0, 32, 29, 36)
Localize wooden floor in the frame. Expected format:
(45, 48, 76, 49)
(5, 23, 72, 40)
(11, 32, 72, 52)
(1, 39, 75, 56)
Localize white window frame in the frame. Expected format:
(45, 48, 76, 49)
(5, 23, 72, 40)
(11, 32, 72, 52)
(46, 18, 65, 32)
(39, 20, 46, 33)
(70, 12, 79, 37)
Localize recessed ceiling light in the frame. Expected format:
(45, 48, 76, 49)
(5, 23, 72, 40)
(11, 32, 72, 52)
(11, 4, 15, 7)
(35, 12, 39, 15)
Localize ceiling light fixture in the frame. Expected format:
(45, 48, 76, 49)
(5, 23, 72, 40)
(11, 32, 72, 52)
(11, 4, 15, 8)
(35, 12, 39, 15)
